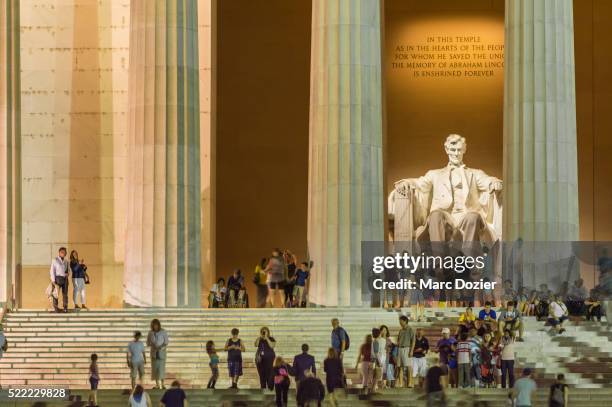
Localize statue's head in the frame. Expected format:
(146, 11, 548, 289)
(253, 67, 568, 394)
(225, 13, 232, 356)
(444, 134, 467, 166)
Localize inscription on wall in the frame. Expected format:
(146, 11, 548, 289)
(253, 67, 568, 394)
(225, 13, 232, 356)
(391, 35, 504, 78)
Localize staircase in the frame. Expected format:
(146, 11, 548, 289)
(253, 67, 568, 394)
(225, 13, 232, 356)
(0, 307, 404, 389)
(8, 387, 612, 406)
(0, 307, 610, 406)
(513, 317, 612, 388)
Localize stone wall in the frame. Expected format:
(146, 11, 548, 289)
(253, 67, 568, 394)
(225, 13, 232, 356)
(20, 0, 129, 307)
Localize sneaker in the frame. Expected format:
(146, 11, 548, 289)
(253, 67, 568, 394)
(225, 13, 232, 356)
(74, 305, 80, 309)
(81, 304, 88, 310)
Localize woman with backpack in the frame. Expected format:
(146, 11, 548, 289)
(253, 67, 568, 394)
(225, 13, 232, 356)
(549, 373, 569, 406)
(272, 356, 292, 407)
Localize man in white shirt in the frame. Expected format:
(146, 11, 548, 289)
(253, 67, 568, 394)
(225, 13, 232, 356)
(49, 247, 69, 312)
(547, 295, 569, 335)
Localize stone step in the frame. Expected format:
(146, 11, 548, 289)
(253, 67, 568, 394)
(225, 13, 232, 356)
(19, 388, 612, 407)
(2, 308, 610, 391)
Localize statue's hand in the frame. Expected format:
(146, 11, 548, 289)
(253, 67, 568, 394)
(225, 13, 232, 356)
(394, 179, 414, 196)
(489, 180, 503, 193)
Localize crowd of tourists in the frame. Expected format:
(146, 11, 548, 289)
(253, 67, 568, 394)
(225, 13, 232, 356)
(73, 302, 594, 407)
(209, 248, 311, 309)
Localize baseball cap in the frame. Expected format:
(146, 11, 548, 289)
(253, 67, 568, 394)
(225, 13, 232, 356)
(441, 327, 450, 334)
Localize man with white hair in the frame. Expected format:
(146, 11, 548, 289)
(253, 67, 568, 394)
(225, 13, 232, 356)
(393, 134, 502, 249)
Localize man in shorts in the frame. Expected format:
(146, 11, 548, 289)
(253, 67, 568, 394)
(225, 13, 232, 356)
(397, 315, 415, 387)
(547, 295, 569, 335)
(292, 262, 310, 307)
(498, 301, 524, 341)
(412, 328, 429, 388)
(127, 331, 146, 389)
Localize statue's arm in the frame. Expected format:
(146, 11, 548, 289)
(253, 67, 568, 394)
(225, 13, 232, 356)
(394, 172, 433, 196)
(475, 170, 502, 192)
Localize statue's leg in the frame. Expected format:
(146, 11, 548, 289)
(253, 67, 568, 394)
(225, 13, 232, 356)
(458, 211, 484, 256)
(427, 210, 452, 242)
(426, 210, 456, 261)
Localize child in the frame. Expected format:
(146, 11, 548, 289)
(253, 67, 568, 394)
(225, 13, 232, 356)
(206, 340, 219, 389)
(387, 342, 398, 388)
(293, 262, 310, 307)
(127, 331, 146, 390)
(89, 353, 99, 407)
(224, 328, 245, 389)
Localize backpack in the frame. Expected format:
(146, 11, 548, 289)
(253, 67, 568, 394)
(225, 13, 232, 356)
(274, 366, 289, 385)
(1, 339, 7, 352)
(551, 384, 565, 405)
(334, 327, 350, 351)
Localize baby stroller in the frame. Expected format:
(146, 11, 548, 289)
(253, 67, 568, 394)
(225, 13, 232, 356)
(479, 346, 496, 387)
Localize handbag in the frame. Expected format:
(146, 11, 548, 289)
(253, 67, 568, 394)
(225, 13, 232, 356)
(84, 271, 90, 284)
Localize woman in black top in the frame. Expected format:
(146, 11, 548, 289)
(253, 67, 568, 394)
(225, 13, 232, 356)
(225, 328, 245, 389)
(323, 347, 344, 394)
(254, 326, 276, 390)
(549, 373, 568, 407)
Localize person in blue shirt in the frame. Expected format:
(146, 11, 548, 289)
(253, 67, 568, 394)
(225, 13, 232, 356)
(293, 343, 316, 382)
(331, 319, 347, 358)
(293, 262, 310, 307)
(478, 301, 497, 331)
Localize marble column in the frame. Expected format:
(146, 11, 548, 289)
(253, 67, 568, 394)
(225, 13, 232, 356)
(503, 0, 579, 288)
(307, 0, 384, 306)
(0, 0, 20, 307)
(124, 0, 201, 307)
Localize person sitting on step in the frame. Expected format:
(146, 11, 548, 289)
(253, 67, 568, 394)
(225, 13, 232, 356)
(547, 295, 569, 335)
(497, 301, 524, 342)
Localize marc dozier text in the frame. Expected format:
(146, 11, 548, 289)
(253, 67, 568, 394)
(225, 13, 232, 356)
(370, 252, 497, 290)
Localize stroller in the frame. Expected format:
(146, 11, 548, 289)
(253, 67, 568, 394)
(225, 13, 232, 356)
(479, 345, 496, 387)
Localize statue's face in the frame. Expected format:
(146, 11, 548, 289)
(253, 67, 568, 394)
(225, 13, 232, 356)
(445, 142, 465, 166)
